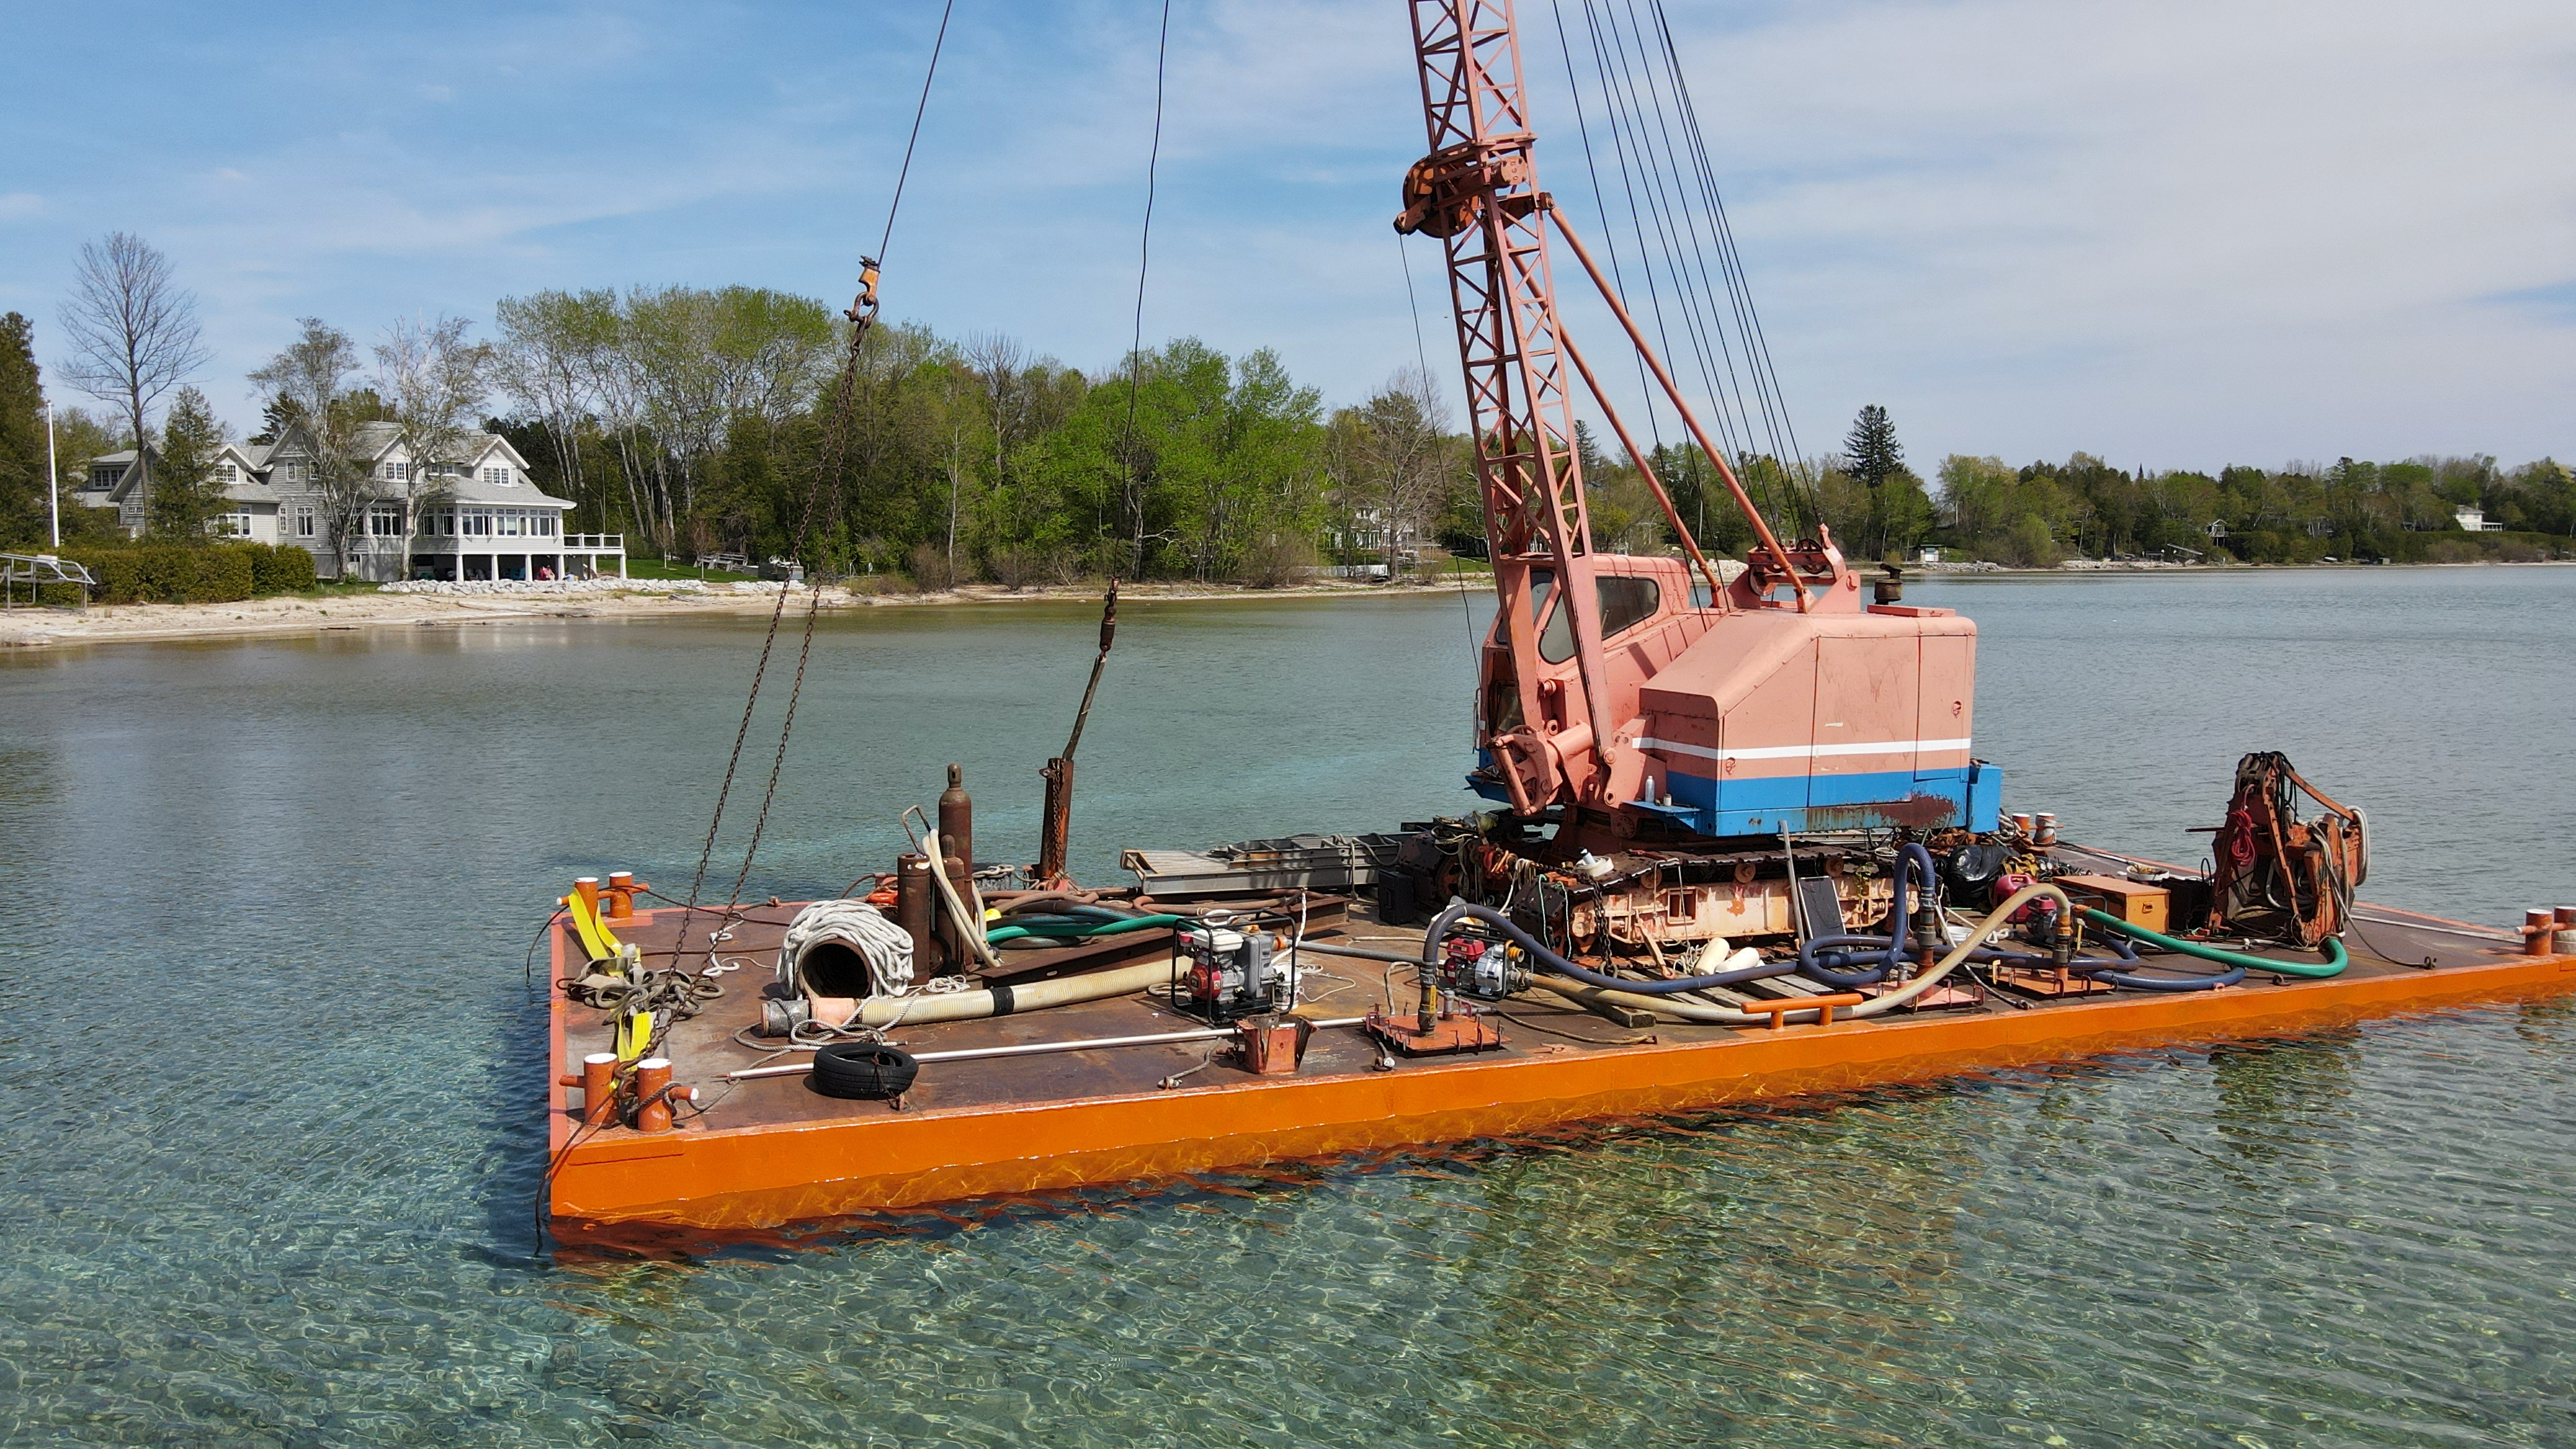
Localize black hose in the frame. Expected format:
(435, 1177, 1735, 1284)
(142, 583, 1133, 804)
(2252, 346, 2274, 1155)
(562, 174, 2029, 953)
(1795, 842, 1939, 988)
(2082, 963, 2249, 992)
(1979, 927, 2249, 990)
(1423, 900, 1790, 995)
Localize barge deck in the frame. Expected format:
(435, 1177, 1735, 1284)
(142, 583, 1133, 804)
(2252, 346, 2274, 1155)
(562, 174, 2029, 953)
(544, 847, 2576, 1239)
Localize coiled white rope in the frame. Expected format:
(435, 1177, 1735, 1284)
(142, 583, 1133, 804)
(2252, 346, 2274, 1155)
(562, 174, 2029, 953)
(779, 898, 916, 998)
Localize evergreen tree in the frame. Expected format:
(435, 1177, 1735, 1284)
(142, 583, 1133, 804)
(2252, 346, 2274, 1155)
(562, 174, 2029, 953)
(248, 393, 302, 445)
(1842, 404, 1902, 490)
(1842, 403, 1907, 558)
(149, 386, 225, 540)
(0, 312, 46, 546)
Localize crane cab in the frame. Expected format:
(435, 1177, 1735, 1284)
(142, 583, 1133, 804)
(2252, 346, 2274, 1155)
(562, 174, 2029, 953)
(1473, 551, 2002, 842)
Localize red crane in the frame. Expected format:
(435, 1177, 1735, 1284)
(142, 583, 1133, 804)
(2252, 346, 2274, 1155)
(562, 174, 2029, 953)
(1397, 0, 1999, 844)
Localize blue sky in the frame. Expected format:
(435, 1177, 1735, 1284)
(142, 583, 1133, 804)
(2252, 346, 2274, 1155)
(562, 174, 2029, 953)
(5, 0, 2571, 471)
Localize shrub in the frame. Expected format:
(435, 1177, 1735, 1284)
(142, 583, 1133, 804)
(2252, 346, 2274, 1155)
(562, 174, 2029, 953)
(1237, 535, 1316, 589)
(907, 542, 956, 593)
(56, 542, 313, 603)
(246, 544, 317, 594)
(60, 544, 254, 604)
(985, 546, 1041, 591)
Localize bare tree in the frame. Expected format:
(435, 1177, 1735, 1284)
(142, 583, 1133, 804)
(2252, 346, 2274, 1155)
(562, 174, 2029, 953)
(250, 319, 368, 578)
(375, 314, 491, 563)
(493, 289, 613, 529)
(1331, 366, 1454, 574)
(57, 233, 211, 478)
(965, 330, 1030, 508)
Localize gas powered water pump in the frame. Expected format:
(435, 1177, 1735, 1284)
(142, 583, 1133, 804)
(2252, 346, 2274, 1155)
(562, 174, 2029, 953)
(1175, 912, 1301, 1025)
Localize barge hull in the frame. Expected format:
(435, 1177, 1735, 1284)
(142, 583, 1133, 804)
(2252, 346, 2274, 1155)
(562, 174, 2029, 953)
(548, 907, 2576, 1233)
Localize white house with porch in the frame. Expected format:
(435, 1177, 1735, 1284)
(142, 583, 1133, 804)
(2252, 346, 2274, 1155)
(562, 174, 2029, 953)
(88, 422, 625, 582)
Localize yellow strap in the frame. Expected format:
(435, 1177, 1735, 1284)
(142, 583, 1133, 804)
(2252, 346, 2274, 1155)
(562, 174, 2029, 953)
(563, 889, 624, 966)
(615, 1009, 654, 1063)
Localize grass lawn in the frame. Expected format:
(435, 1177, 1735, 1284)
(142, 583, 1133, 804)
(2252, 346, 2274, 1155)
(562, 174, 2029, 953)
(621, 557, 760, 583)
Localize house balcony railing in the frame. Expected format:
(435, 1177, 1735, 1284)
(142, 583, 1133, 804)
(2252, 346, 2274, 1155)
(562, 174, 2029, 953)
(564, 535, 625, 551)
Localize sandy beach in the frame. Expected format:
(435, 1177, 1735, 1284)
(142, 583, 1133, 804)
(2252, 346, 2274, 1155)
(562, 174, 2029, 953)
(0, 575, 1436, 651)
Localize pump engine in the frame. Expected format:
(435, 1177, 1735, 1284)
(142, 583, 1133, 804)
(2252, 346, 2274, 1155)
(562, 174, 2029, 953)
(1438, 933, 1531, 1001)
(1178, 916, 1300, 1023)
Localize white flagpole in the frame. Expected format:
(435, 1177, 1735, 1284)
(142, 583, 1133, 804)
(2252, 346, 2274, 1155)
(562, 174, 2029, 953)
(45, 399, 59, 549)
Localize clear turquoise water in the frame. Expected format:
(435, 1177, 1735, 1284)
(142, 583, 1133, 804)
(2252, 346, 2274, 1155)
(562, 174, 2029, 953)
(1, 568, 2571, 1446)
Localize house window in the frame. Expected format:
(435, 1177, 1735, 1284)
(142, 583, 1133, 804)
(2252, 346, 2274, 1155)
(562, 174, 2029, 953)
(296, 506, 315, 538)
(536, 513, 555, 537)
(368, 505, 405, 537)
(286, 462, 308, 482)
(90, 466, 118, 490)
(214, 462, 238, 484)
(381, 460, 409, 482)
(484, 466, 510, 487)
(436, 508, 455, 536)
(500, 509, 524, 537)
(462, 509, 491, 536)
(215, 509, 253, 537)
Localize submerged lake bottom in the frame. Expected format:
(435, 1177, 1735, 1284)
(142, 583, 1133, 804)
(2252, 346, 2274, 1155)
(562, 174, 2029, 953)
(2, 567, 2572, 1446)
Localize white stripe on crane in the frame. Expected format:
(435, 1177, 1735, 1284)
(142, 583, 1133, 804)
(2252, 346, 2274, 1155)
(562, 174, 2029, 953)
(1636, 736, 1972, 763)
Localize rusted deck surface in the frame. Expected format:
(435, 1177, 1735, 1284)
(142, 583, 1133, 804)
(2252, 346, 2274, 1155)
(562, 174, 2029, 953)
(547, 848, 2575, 1233)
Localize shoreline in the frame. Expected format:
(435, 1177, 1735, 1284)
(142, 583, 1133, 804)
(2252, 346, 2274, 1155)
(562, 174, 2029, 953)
(0, 576, 1437, 652)
(3, 556, 2565, 653)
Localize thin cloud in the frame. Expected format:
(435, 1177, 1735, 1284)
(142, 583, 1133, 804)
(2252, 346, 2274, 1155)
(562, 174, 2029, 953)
(0, 0, 2566, 469)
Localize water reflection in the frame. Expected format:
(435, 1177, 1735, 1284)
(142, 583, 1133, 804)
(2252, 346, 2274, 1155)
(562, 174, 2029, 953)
(2207, 1028, 2361, 1170)
(5, 575, 2575, 1445)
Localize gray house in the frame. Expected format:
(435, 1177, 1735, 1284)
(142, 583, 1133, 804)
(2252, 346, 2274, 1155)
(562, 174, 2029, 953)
(86, 423, 625, 583)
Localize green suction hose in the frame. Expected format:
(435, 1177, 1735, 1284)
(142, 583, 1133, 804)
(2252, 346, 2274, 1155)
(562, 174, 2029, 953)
(2079, 907, 2347, 978)
(985, 913, 1184, 945)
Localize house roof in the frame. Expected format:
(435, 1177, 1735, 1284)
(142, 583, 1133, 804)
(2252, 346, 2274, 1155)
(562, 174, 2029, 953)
(91, 426, 552, 507)
(444, 471, 573, 507)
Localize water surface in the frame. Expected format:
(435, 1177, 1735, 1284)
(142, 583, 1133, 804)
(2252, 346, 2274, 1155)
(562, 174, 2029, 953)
(1, 566, 2570, 1446)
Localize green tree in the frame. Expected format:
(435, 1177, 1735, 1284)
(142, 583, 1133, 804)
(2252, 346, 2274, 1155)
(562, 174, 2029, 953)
(251, 319, 370, 576)
(149, 386, 227, 539)
(0, 312, 47, 546)
(1841, 403, 1908, 558)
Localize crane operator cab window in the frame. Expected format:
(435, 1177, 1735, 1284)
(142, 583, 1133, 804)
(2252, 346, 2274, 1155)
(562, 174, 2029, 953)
(1522, 570, 1665, 663)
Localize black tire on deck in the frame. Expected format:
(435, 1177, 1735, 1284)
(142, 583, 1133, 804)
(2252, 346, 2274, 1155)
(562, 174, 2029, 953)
(810, 1042, 920, 1099)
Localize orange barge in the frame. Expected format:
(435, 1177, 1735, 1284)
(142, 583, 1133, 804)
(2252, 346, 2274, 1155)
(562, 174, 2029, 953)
(544, 853, 2576, 1239)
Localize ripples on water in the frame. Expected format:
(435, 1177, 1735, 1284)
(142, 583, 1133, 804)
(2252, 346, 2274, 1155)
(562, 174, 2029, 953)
(1, 569, 2571, 1445)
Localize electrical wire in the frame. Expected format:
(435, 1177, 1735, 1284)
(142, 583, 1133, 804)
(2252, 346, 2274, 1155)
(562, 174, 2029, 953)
(1116, 0, 1175, 484)
(668, 5, 960, 980)
(1551, 0, 1819, 531)
(875, 0, 959, 270)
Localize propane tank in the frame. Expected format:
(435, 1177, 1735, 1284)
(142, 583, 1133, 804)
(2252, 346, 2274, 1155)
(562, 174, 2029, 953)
(938, 764, 974, 874)
(937, 764, 976, 965)
(895, 852, 940, 969)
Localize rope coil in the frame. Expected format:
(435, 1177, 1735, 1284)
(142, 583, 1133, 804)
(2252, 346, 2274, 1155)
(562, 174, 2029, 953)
(779, 898, 918, 999)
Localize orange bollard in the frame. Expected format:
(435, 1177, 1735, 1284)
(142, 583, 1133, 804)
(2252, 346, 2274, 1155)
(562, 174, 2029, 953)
(634, 1058, 674, 1132)
(562, 1052, 617, 1127)
(2525, 909, 2555, 958)
(2555, 907, 2576, 956)
(605, 871, 648, 920)
(572, 876, 601, 916)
